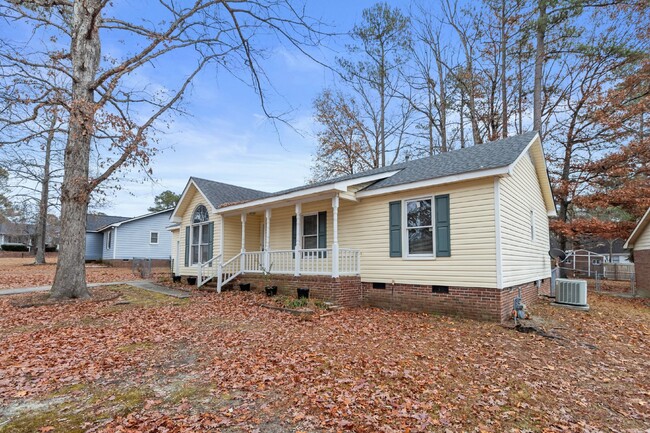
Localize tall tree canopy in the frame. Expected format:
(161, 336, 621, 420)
(310, 0, 649, 248)
(0, 0, 325, 299)
(148, 190, 181, 212)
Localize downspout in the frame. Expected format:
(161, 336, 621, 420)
(113, 227, 118, 260)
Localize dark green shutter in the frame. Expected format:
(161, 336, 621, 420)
(184, 226, 190, 267)
(435, 194, 451, 257)
(207, 222, 214, 265)
(318, 211, 327, 258)
(389, 201, 402, 257)
(291, 215, 297, 258)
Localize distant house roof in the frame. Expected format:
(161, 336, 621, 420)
(86, 214, 130, 232)
(0, 221, 34, 235)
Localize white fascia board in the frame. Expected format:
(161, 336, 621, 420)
(217, 170, 401, 214)
(505, 132, 539, 174)
(356, 166, 510, 198)
(113, 208, 173, 228)
(624, 207, 650, 249)
(171, 178, 217, 222)
(511, 133, 557, 217)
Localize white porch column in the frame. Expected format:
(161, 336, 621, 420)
(219, 215, 225, 257)
(240, 213, 247, 272)
(294, 203, 302, 276)
(264, 209, 271, 270)
(332, 194, 340, 278)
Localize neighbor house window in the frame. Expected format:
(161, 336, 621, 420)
(106, 230, 112, 249)
(191, 205, 210, 264)
(150, 232, 159, 244)
(405, 198, 433, 256)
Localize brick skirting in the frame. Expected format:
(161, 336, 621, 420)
(102, 258, 171, 268)
(231, 273, 548, 322)
(232, 274, 363, 307)
(634, 249, 650, 297)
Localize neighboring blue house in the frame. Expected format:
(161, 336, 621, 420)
(85, 209, 173, 265)
(86, 214, 130, 260)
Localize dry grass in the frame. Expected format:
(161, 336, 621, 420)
(0, 288, 648, 432)
(0, 257, 170, 290)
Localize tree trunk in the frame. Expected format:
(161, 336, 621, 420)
(500, 0, 508, 138)
(459, 91, 466, 148)
(50, 0, 102, 300)
(379, 49, 386, 167)
(35, 115, 56, 265)
(533, 0, 546, 133)
(436, 57, 447, 152)
(467, 55, 482, 145)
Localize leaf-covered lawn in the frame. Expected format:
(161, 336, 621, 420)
(0, 286, 648, 432)
(0, 257, 169, 289)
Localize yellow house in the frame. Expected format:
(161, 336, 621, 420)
(169, 132, 556, 321)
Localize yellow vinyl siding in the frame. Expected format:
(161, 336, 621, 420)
(339, 179, 497, 287)
(499, 151, 551, 286)
(177, 186, 222, 275)
(635, 224, 650, 250)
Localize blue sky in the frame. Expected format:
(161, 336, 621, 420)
(108, 0, 412, 217)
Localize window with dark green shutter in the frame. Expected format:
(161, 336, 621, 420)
(389, 201, 402, 257)
(184, 226, 190, 267)
(435, 194, 451, 257)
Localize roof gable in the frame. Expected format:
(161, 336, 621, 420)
(624, 207, 650, 249)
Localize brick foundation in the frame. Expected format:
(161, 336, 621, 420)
(232, 274, 363, 307)
(102, 258, 171, 268)
(231, 273, 549, 322)
(634, 249, 650, 298)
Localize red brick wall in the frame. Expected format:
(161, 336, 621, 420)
(103, 258, 171, 268)
(635, 249, 650, 297)
(232, 273, 546, 322)
(232, 274, 363, 307)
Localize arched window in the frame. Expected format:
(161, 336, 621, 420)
(192, 205, 209, 224)
(190, 205, 211, 264)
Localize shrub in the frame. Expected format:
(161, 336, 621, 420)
(1, 244, 30, 252)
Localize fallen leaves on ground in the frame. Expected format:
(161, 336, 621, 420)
(0, 287, 648, 432)
(0, 257, 168, 289)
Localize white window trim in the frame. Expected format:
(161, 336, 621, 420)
(150, 231, 159, 245)
(530, 209, 535, 241)
(301, 212, 320, 251)
(402, 195, 436, 260)
(105, 230, 112, 250)
(190, 205, 211, 265)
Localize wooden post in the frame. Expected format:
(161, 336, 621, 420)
(294, 203, 301, 276)
(332, 194, 339, 278)
(265, 209, 271, 271)
(240, 213, 246, 273)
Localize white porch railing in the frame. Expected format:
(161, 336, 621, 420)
(198, 254, 221, 288)
(197, 248, 360, 291)
(338, 248, 361, 276)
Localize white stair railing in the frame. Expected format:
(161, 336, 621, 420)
(339, 248, 360, 275)
(198, 254, 221, 288)
(221, 252, 242, 288)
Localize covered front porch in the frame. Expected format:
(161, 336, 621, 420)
(197, 195, 361, 290)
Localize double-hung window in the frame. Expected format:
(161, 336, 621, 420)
(106, 230, 112, 250)
(405, 198, 433, 256)
(190, 205, 210, 265)
(302, 214, 318, 250)
(150, 232, 159, 244)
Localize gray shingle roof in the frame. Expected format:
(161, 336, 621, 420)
(193, 132, 537, 208)
(363, 131, 538, 191)
(191, 177, 270, 209)
(86, 214, 130, 232)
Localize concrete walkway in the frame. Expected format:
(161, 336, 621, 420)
(0, 280, 190, 299)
